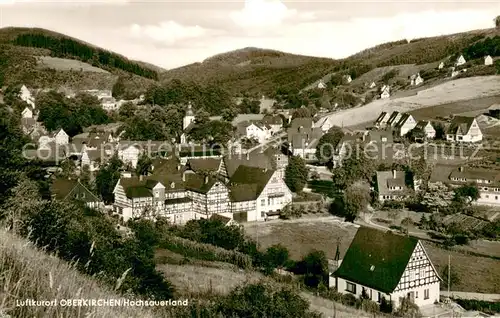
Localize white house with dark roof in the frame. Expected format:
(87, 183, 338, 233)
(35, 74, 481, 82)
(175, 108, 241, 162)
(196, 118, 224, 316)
(484, 55, 493, 66)
(437, 166, 500, 206)
(413, 120, 436, 139)
(374, 111, 391, 128)
(394, 113, 417, 137)
(229, 165, 292, 222)
(333, 227, 441, 309)
(344, 75, 352, 83)
(261, 114, 284, 134)
(317, 80, 327, 89)
(445, 116, 482, 143)
(369, 81, 376, 89)
(376, 170, 412, 202)
(386, 111, 402, 127)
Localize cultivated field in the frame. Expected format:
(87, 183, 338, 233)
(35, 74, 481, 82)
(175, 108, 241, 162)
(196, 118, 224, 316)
(244, 217, 500, 294)
(409, 95, 500, 121)
(332, 76, 500, 128)
(36, 56, 110, 73)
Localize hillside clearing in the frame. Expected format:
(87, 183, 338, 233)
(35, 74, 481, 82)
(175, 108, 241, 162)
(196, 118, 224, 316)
(36, 56, 110, 73)
(327, 76, 500, 128)
(157, 262, 380, 317)
(244, 217, 500, 294)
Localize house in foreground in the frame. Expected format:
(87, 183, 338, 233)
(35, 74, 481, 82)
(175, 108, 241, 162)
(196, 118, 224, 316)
(332, 227, 441, 308)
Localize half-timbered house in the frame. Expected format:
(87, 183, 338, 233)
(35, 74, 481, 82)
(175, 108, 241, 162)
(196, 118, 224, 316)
(333, 227, 441, 308)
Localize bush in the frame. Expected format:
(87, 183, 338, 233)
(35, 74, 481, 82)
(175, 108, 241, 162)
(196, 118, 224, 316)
(159, 234, 252, 269)
(341, 293, 357, 307)
(454, 299, 500, 315)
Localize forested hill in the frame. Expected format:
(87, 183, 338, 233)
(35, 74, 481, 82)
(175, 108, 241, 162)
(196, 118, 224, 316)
(0, 27, 160, 95)
(0, 28, 158, 79)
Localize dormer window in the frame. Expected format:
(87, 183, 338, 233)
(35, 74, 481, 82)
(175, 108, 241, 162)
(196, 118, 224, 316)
(170, 182, 175, 188)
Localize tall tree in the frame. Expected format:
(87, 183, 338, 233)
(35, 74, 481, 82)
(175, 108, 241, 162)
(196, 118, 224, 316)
(95, 155, 123, 204)
(315, 126, 344, 163)
(136, 153, 153, 176)
(342, 181, 371, 222)
(285, 156, 309, 193)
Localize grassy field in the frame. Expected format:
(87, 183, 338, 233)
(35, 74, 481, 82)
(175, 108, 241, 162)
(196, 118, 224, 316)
(156, 261, 382, 318)
(409, 95, 500, 120)
(36, 56, 110, 73)
(0, 229, 156, 318)
(244, 217, 500, 294)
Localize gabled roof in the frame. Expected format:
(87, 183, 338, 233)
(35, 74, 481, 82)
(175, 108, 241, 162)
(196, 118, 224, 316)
(184, 173, 224, 194)
(447, 116, 476, 135)
(449, 167, 500, 185)
(223, 153, 273, 178)
(229, 183, 260, 202)
(386, 111, 400, 126)
(262, 114, 283, 126)
(51, 178, 101, 203)
(376, 170, 409, 196)
(210, 213, 233, 225)
(230, 165, 275, 198)
(374, 112, 388, 124)
(334, 227, 418, 294)
(414, 120, 434, 131)
(394, 113, 413, 128)
(366, 129, 393, 143)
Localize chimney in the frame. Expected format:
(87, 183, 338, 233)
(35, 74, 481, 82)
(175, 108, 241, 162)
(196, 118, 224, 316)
(246, 152, 249, 160)
(177, 164, 181, 171)
(458, 166, 464, 172)
(392, 170, 396, 179)
(204, 175, 209, 184)
(182, 171, 186, 182)
(139, 175, 144, 181)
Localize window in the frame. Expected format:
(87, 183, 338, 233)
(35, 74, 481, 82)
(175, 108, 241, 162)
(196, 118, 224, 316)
(419, 268, 426, 278)
(346, 282, 356, 294)
(261, 199, 265, 206)
(424, 289, 429, 300)
(377, 292, 381, 303)
(409, 270, 415, 281)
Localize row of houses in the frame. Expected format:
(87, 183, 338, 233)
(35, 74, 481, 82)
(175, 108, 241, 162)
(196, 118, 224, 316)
(373, 111, 483, 142)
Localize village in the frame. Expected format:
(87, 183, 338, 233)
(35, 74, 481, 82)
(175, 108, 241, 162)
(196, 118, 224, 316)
(3, 38, 500, 317)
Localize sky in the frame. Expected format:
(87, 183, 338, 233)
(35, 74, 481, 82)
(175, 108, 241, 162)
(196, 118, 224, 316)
(0, 0, 499, 70)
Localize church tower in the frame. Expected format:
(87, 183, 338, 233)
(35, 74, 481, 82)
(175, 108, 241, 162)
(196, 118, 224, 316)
(183, 101, 195, 130)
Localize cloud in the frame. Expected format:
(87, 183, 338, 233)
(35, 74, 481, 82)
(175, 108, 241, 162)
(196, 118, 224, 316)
(130, 21, 206, 45)
(229, 0, 313, 29)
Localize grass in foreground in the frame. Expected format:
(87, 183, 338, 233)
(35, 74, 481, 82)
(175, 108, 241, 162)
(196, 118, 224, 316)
(0, 229, 155, 318)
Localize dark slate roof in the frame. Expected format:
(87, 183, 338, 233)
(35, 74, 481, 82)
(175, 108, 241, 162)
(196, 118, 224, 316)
(394, 113, 412, 128)
(186, 158, 221, 173)
(366, 129, 393, 144)
(51, 178, 101, 203)
(230, 165, 274, 197)
(223, 153, 273, 178)
(334, 227, 418, 294)
(386, 111, 401, 126)
(210, 213, 233, 224)
(374, 112, 388, 124)
(151, 157, 181, 175)
(290, 118, 313, 130)
(184, 173, 223, 194)
(262, 114, 283, 125)
(447, 116, 475, 135)
(376, 170, 409, 196)
(229, 183, 260, 202)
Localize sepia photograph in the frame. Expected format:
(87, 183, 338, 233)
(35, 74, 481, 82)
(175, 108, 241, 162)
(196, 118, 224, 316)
(0, 1, 499, 317)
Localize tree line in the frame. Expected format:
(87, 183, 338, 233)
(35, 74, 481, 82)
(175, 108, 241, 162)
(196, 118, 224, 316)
(463, 35, 500, 60)
(13, 33, 158, 80)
